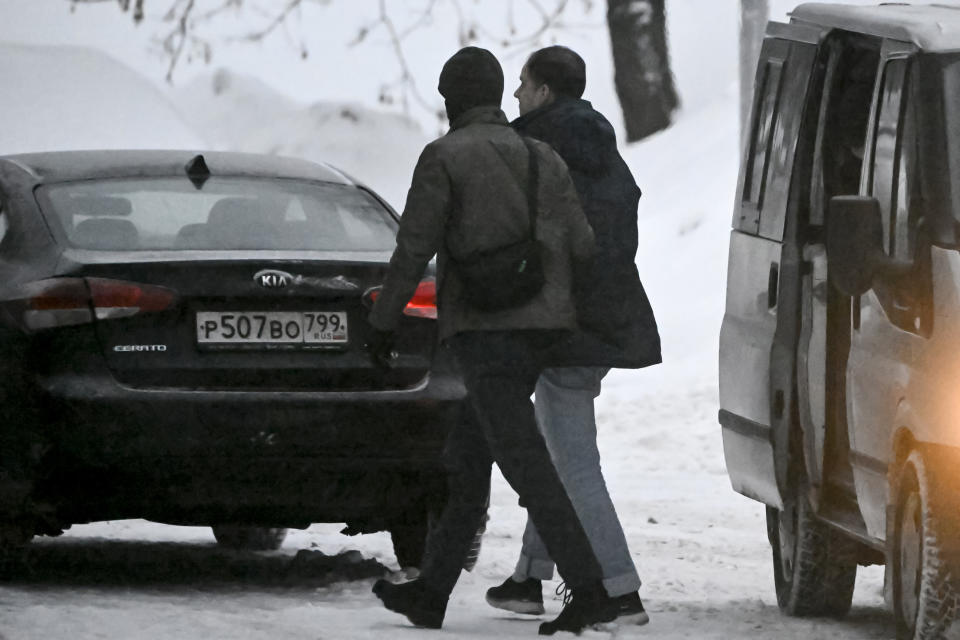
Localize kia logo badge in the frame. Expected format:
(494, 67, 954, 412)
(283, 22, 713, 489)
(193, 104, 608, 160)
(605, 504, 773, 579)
(254, 269, 293, 289)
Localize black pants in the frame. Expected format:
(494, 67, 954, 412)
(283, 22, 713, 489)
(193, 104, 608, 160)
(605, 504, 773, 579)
(419, 330, 604, 595)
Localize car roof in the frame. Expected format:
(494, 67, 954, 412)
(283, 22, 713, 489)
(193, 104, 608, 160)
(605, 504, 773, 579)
(791, 3, 960, 51)
(0, 149, 356, 185)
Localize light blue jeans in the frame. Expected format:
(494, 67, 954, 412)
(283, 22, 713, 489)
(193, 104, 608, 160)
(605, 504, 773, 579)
(512, 366, 642, 597)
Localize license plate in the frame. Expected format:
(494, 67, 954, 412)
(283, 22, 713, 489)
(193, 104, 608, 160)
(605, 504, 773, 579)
(196, 311, 348, 345)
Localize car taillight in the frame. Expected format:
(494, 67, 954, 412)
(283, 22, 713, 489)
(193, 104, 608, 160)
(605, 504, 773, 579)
(19, 278, 92, 330)
(12, 277, 177, 330)
(403, 279, 438, 319)
(364, 278, 437, 320)
(87, 278, 177, 319)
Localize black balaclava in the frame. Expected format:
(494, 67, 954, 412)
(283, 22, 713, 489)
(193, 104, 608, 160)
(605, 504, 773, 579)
(437, 47, 504, 123)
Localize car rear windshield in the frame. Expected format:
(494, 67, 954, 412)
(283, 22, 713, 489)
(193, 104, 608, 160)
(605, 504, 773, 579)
(38, 177, 399, 252)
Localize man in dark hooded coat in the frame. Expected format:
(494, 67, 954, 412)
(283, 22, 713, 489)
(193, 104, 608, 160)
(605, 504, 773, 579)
(484, 45, 659, 627)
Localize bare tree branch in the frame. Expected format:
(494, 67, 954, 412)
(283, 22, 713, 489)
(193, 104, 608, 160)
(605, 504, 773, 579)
(227, 0, 302, 43)
(465, 0, 577, 50)
(397, 0, 440, 41)
(164, 0, 197, 82)
(68, 0, 585, 121)
(375, 0, 435, 114)
(196, 0, 243, 23)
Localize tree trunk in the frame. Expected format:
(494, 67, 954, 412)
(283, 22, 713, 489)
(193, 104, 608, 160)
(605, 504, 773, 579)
(740, 0, 769, 149)
(606, 0, 679, 142)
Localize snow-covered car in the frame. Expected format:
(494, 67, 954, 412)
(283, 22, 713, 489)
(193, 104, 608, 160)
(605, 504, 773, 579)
(720, 3, 960, 637)
(0, 150, 462, 564)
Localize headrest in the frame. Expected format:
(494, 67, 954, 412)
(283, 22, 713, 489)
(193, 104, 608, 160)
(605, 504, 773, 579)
(73, 218, 139, 250)
(207, 198, 266, 227)
(174, 223, 208, 249)
(67, 195, 132, 218)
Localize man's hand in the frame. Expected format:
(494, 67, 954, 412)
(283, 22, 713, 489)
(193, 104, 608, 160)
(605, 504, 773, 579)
(365, 329, 397, 369)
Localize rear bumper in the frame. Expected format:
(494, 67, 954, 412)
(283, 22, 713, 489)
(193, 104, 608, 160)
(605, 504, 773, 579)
(27, 370, 465, 524)
(38, 370, 464, 462)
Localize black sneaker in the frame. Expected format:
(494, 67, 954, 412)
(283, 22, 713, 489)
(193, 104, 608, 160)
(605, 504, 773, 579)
(485, 577, 545, 615)
(614, 591, 650, 625)
(372, 578, 448, 629)
(538, 585, 618, 635)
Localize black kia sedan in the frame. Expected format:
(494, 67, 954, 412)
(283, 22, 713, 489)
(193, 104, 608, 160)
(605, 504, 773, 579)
(0, 150, 463, 563)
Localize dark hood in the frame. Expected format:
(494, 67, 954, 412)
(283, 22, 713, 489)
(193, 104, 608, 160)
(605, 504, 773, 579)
(512, 98, 619, 177)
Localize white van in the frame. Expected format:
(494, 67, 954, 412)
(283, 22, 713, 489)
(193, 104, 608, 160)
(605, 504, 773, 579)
(719, 4, 960, 638)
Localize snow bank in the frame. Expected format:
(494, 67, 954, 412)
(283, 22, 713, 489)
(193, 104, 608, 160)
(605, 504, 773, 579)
(0, 43, 203, 153)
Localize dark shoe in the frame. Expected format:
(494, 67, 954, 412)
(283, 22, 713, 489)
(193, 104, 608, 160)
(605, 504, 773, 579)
(538, 585, 618, 636)
(614, 591, 650, 625)
(373, 578, 447, 629)
(485, 577, 545, 615)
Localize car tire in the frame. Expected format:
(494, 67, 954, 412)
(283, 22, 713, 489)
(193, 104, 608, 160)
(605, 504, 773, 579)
(0, 521, 33, 577)
(389, 509, 488, 571)
(389, 518, 428, 569)
(211, 525, 287, 551)
(893, 449, 960, 640)
(767, 477, 858, 617)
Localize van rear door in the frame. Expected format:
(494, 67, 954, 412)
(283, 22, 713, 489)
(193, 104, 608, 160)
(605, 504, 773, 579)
(719, 22, 822, 508)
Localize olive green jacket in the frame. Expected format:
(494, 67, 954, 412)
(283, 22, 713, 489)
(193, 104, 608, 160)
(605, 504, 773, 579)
(368, 105, 594, 340)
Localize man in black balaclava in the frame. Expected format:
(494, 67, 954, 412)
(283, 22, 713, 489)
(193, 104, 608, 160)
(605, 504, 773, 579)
(437, 46, 504, 121)
(369, 47, 620, 635)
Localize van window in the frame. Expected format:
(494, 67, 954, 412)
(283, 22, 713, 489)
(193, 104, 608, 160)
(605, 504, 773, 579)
(744, 60, 785, 207)
(892, 108, 914, 262)
(870, 58, 911, 257)
(0, 206, 7, 246)
(868, 56, 928, 334)
(814, 41, 880, 226)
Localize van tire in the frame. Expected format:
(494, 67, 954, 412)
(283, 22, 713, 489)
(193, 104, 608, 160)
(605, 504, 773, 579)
(211, 525, 287, 551)
(767, 479, 858, 616)
(893, 449, 960, 640)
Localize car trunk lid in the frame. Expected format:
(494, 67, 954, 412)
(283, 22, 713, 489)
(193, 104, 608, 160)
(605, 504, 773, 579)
(58, 253, 436, 391)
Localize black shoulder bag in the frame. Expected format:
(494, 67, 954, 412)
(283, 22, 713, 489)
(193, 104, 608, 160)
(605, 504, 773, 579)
(449, 137, 545, 312)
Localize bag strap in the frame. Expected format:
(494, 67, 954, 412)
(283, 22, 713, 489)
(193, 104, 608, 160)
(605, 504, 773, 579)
(519, 136, 540, 237)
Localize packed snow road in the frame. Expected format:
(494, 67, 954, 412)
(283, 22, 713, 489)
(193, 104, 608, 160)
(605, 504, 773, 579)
(0, 376, 906, 640)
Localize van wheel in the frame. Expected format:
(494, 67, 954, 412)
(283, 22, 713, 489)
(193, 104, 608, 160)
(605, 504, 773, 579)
(768, 479, 858, 616)
(893, 450, 960, 639)
(211, 525, 287, 551)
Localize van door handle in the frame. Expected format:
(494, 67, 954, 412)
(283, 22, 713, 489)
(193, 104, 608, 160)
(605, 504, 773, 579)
(768, 262, 779, 309)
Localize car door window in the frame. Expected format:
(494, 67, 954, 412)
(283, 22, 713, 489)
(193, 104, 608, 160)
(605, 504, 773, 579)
(0, 205, 8, 248)
(867, 56, 929, 335)
(744, 59, 784, 212)
(871, 58, 911, 257)
(891, 93, 916, 264)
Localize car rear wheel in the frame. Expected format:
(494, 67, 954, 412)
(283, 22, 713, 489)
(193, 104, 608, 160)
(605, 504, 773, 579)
(388, 508, 487, 571)
(211, 525, 287, 551)
(768, 477, 858, 616)
(0, 521, 33, 576)
(389, 518, 428, 569)
(893, 449, 960, 640)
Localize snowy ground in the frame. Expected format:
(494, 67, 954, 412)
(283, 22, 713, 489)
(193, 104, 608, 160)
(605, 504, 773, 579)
(0, 380, 893, 640)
